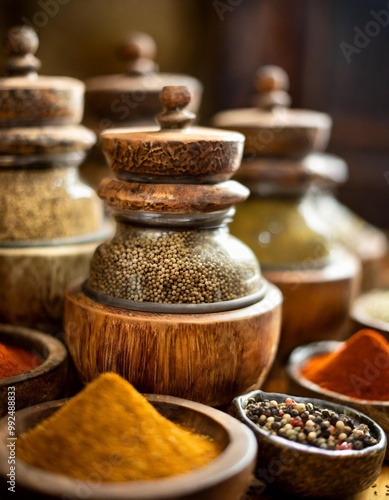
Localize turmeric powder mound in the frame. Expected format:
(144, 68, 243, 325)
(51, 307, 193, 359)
(17, 372, 221, 481)
(301, 329, 389, 401)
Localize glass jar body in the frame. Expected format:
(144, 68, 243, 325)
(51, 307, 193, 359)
(88, 221, 264, 310)
(0, 165, 104, 242)
(230, 192, 334, 269)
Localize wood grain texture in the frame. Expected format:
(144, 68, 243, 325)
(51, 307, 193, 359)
(264, 250, 361, 360)
(0, 242, 100, 332)
(64, 280, 282, 407)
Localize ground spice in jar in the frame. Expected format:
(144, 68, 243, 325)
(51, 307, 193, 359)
(89, 224, 259, 304)
(0, 342, 41, 379)
(245, 397, 378, 451)
(17, 372, 221, 481)
(301, 329, 389, 401)
(0, 167, 102, 241)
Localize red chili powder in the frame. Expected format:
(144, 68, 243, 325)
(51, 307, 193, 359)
(301, 329, 389, 401)
(0, 342, 42, 380)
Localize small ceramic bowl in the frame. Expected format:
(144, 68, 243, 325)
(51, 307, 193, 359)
(286, 340, 389, 461)
(0, 324, 68, 417)
(0, 395, 257, 499)
(231, 389, 386, 498)
(350, 288, 389, 337)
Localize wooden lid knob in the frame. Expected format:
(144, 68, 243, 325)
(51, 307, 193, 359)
(4, 25, 41, 76)
(157, 86, 195, 129)
(118, 32, 157, 75)
(255, 65, 291, 110)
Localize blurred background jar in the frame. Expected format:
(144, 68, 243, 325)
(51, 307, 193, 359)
(0, 26, 109, 332)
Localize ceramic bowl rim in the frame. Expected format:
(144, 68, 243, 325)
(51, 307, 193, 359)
(232, 388, 387, 458)
(0, 395, 258, 499)
(0, 323, 67, 387)
(351, 290, 389, 334)
(286, 340, 389, 407)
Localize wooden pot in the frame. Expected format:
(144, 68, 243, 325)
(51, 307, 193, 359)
(0, 241, 101, 333)
(264, 249, 361, 361)
(64, 280, 282, 407)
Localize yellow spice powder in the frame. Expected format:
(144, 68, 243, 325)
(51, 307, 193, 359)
(17, 372, 220, 481)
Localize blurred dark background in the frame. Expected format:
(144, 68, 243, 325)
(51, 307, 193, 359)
(1, 0, 389, 228)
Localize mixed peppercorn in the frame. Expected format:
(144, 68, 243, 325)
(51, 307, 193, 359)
(245, 397, 378, 451)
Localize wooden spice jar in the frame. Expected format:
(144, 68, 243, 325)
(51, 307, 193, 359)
(64, 86, 282, 407)
(0, 26, 110, 332)
(213, 66, 361, 360)
(80, 32, 203, 190)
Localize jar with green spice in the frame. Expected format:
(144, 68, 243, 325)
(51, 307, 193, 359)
(213, 66, 361, 360)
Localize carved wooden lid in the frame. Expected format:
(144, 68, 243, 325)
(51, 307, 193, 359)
(0, 26, 84, 126)
(84, 32, 202, 127)
(101, 86, 245, 183)
(213, 66, 332, 158)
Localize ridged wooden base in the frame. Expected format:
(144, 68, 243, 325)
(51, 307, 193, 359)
(64, 281, 282, 407)
(0, 242, 100, 333)
(264, 250, 361, 361)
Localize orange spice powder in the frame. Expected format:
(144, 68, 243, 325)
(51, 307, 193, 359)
(301, 329, 389, 401)
(0, 342, 42, 380)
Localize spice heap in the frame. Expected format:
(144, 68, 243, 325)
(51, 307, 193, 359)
(245, 397, 378, 451)
(0, 342, 41, 380)
(301, 329, 389, 401)
(17, 372, 221, 481)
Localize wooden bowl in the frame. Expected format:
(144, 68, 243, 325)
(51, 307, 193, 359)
(350, 288, 389, 337)
(286, 341, 389, 460)
(231, 389, 386, 497)
(0, 324, 68, 417)
(0, 395, 257, 499)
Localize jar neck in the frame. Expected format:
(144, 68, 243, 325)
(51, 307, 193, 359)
(112, 207, 236, 230)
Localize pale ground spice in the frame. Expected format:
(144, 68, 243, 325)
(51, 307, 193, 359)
(0, 167, 103, 241)
(17, 372, 221, 481)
